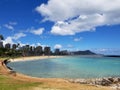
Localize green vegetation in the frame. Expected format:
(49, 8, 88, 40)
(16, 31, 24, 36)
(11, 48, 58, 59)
(0, 75, 64, 90)
(0, 75, 111, 90)
(0, 47, 22, 58)
(0, 35, 4, 40)
(0, 75, 42, 90)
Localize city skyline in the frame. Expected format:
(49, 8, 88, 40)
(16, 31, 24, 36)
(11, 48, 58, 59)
(0, 0, 120, 55)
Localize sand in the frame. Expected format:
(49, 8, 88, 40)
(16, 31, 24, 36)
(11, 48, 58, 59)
(10, 56, 63, 62)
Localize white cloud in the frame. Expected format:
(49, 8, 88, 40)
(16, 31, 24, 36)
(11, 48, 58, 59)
(54, 44, 62, 49)
(74, 37, 83, 42)
(30, 28, 44, 35)
(3, 37, 14, 45)
(30, 44, 35, 47)
(36, 43, 44, 47)
(36, 43, 47, 48)
(36, 43, 41, 46)
(67, 44, 73, 48)
(12, 33, 26, 40)
(36, 0, 120, 35)
(3, 22, 17, 30)
(4, 24, 14, 30)
(3, 33, 26, 45)
(9, 22, 17, 25)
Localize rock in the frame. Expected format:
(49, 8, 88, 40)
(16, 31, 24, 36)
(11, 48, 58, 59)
(89, 78, 112, 86)
(108, 77, 120, 83)
(113, 78, 119, 83)
(74, 79, 82, 83)
(78, 79, 88, 84)
(69, 79, 88, 84)
(68, 77, 120, 86)
(108, 77, 114, 82)
(68, 79, 75, 83)
(111, 84, 120, 90)
(101, 78, 112, 86)
(118, 78, 120, 82)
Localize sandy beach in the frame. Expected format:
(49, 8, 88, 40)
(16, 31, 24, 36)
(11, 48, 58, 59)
(10, 56, 63, 62)
(0, 56, 114, 90)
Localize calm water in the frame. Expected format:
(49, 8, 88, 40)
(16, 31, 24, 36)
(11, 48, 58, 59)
(7, 56, 120, 79)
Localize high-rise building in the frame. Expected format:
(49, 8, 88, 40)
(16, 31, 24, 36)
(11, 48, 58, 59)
(35, 46, 43, 55)
(25, 45, 30, 50)
(12, 44, 17, 50)
(60, 50, 68, 55)
(54, 49, 60, 55)
(30, 46, 33, 51)
(5, 43, 11, 49)
(44, 46, 51, 55)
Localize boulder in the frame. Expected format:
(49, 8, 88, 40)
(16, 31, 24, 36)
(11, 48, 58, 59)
(113, 78, 119, 83)
(101, 78, 112, 86)
(78, 79, 88, 84)
(108, 77, 114, 82)
(68, 77, 120, 86)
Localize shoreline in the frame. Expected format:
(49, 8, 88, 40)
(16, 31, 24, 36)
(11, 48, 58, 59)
(9, 55, 104, 62)
(0, 59, 67, 83)
(0, 56, 67, 83)
(10, 55, 64, 62)
(6, 56, 120, 84)
(0, 56, 120, 90)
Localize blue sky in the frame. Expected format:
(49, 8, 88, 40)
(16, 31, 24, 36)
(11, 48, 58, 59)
(0, 0, 120, 55)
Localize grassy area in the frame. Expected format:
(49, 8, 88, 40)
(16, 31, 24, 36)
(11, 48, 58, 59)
(0, 57, 8, 61)
(0, 75, 67, 90)
(0, 75, 112, 90)
(0, 57, 15, 61)
(0, 75, 42, 90)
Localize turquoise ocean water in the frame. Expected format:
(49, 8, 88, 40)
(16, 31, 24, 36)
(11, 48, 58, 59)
(7, 56, 120, 79)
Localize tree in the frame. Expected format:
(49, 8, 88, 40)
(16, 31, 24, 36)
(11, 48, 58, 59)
(0, 35, 4, 41)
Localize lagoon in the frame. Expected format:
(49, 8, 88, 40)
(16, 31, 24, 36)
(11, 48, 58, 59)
(7, 56, 120, 79)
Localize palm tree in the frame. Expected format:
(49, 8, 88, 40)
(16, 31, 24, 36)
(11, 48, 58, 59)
(0, 35, 4, 42)
(0, 35, 4, 56)
(0, 34, 4, 48)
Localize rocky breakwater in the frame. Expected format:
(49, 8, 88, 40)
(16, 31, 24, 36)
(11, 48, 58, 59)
(68, 77, 120, 90)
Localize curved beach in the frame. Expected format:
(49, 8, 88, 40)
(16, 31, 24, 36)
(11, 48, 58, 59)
(0, 56, 66, 82)
(0, 56, 119, 90)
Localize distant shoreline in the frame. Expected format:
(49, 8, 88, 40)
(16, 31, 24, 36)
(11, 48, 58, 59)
(9, 55, 103, 62)
(104, 55, 120, 57)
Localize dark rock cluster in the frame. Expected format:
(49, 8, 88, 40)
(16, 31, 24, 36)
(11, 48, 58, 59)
(68, 77, 120, 87)
(68, 77, 120, 90)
